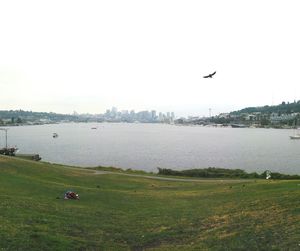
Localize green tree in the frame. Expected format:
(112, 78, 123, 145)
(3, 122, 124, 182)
(261, 118, 270, 126)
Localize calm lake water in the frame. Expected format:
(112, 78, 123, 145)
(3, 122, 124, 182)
(2, 123, 300, 174)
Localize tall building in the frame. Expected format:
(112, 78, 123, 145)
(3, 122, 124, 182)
(111, 107, 117, 113)
(159, 112, 163, 121)
(130, 110, 135, 120)
(105, 109, 110, 117)
(111, 107, 117, 118)
(151, 110, 156, 120)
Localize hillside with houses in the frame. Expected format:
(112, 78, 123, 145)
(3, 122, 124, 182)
(176, 101, 300, 128)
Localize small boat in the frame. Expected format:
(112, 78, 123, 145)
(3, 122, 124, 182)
(53, 133, 58, 138)
(290, 135, 300, 139)
(91, 127, 97, 130)
(290, 119, 300, 139)
(231, 123, 247, 128)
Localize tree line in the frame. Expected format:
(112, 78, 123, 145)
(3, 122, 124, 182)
(231, 100, 300, 115)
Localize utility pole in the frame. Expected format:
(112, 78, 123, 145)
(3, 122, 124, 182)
(0, 128, 8, 148)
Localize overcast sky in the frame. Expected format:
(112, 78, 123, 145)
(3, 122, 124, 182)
(1, 0, 300, 117)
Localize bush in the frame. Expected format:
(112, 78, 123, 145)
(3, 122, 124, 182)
(157, 167, 300, 179)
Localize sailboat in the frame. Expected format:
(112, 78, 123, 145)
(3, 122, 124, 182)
(289, 119, 300, 139)
(290, 134, 300, 139)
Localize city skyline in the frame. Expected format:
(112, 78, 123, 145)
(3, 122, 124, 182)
(1, 99, 295, 119)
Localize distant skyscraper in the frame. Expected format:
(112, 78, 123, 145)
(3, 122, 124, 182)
(111, 107, 117, 118)
(159, 112, 163, 121)
(111, 107, 117, 113)
(151, 110, 156, 120)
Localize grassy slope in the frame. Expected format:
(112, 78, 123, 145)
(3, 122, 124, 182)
(0, 156, 299, 250)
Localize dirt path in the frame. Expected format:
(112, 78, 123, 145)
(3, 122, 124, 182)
(92, 170, 252, 183)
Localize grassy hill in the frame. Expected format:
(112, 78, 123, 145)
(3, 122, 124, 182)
(0, 156, 299, 250)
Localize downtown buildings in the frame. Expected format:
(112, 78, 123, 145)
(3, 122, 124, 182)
(101, 107, 175, 123)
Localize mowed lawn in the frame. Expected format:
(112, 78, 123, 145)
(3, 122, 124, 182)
(0, 156, 299, 250)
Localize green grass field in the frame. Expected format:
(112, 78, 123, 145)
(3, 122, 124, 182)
(0, 155, 299, 250)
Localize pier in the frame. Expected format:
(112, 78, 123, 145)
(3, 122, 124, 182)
(15, 154, 41, 161)
(0, 128, 41, 161)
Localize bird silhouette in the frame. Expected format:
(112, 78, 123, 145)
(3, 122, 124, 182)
(203, 71, 216, 78)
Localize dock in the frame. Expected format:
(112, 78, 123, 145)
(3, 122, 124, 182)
(15, 154, 42, 161)
(0, 148, 41, 161)
(0, 129, 41, 161)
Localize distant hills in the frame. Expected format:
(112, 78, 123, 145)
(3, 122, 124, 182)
(1, 101, 300, 126)
(174, 101, 300, 128)
(231, 101, 300, 115)
(0, 110, 78, 124)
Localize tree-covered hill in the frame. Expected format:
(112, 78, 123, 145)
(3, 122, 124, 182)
(0, 110, 78, 123)
(230, 101, 300, 115)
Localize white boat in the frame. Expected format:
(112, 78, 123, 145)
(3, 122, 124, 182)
(231, 123, 247, 128)
(290, 120, 300, 139)
(290, 134, 300, 139)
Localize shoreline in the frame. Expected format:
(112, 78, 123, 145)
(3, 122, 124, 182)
(0, 121, 297, 130)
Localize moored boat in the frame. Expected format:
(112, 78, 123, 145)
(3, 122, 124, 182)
(290, 134, 300, 139)
(290, 119, 300, 139)
(231, 124, 247, 128)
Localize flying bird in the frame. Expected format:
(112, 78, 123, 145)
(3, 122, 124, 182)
(203, 71, 216, 78)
